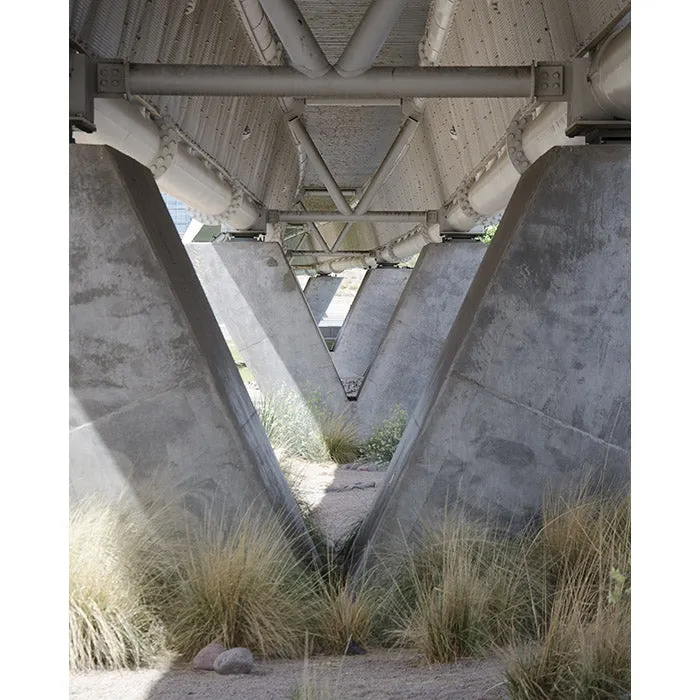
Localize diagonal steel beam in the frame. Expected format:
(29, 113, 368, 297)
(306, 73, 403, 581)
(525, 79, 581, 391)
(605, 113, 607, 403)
(257, 0, 331, 78)
(335, 0, 409, 78)
(286, 117, 352, 216)
(298, 201, 331, 252)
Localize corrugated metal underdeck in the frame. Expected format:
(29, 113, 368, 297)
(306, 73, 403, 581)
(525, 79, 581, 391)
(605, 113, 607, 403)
(70, 0, 630, 261)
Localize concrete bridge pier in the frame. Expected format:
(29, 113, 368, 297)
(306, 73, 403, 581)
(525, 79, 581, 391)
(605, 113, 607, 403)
(331, 267, 412, 385)
(186, 241, 348, 416)
(303, 275, 342, 324)
(354, 241, 487, 440)
(69, 145, 309, 543)
(355, 145, 631, 562)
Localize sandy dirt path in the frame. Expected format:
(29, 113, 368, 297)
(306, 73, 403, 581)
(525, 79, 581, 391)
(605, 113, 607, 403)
(70, 649, 510, 699)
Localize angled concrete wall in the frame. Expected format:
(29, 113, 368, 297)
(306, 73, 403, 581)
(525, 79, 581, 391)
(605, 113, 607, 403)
(186, 241, 348, 415)
(357, 146, 630, 559)
(70, 145, 308, 540)
(354, 242, 487, 439)
(332, 267, 412, 384)
(304, 275, 342, 324)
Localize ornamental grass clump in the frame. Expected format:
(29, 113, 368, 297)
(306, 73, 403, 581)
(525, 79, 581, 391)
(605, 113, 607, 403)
(254, 390, 360, 464)
(166, 507, 319, 659)
(506, 487, 631, 699)
(387, 515, 532, 663)
(69, 498, 173, 670)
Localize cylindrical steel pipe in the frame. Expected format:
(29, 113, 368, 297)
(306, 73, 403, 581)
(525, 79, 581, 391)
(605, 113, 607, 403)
(125, 65, 535, 98)
(286, 117, 352, 215)
(74, 98, 260, 229)
(589, 23, 631, 120)
(305, 98, 402, 107)
(278, 211, 426, 222)
(257, 0, 331, 78)
(335, 0, 408, 78)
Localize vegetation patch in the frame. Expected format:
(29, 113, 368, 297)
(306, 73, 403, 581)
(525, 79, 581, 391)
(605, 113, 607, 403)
(70, 480, 629, 697)
(360, 405, 408, 465)
(254, 390, 360, 464)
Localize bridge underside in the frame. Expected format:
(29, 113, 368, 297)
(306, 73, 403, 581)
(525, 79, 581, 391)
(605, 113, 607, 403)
(69, 0, 630, 556)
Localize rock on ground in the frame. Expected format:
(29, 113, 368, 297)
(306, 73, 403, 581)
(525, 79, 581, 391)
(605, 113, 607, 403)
(192, 642, 226, 671)
(213, 647, 254, 675)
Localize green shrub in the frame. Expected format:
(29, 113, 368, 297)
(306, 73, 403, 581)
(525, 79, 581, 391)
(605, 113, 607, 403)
(476, 224, 498, 244)
(360, 406, 408, 464)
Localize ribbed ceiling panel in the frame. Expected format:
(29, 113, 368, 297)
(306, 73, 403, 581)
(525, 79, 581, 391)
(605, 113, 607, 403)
(302, 106, 405, 189)
(70, 0, 298, 208)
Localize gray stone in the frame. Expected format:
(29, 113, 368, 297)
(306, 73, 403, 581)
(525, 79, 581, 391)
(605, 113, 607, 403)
(355, 145, 630, 563)
(213, 647, 254, 675)
(192, 642, 226, 671)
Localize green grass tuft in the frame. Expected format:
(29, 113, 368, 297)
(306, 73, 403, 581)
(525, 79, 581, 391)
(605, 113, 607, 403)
(360, 405, 407, 465)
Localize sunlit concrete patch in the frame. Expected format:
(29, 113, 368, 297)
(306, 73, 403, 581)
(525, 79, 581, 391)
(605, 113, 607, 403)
(186, 240, 349, 416)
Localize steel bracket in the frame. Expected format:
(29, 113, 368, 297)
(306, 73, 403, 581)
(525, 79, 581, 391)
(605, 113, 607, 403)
(69, 53, 96, 134)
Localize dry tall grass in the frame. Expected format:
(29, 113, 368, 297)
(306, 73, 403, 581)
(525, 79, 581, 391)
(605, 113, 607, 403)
(69, 478, 629, 696)
(68, 498, 173, 670)
(506, 489, 631, 699)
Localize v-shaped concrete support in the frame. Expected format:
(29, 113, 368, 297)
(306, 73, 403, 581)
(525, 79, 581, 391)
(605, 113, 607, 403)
(70, 145, 311, 548)
(355, 145, 631, 562)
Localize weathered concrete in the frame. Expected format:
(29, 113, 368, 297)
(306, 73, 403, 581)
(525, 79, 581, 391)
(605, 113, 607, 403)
(186, 241, 348, 414)
(356, 146, 630, 559)
(332, 267, 412, 382)
(70, 145, 308, 541)
(304, 275, 343, 324)
(354, 242, 487, 439)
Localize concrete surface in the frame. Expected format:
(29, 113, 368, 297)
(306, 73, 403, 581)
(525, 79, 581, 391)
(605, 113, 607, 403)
(354, 242, 487, 439)
(356, 146, 630, 559)
(332, 267, 412, 382)
(69, 145, 308, 541)
(186, 241, 348, 414)
(303, 274, 343, 324)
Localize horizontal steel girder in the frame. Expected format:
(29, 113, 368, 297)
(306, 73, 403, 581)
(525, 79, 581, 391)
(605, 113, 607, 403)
(95, 63, 565, 99)
(275, 210, 428, 223)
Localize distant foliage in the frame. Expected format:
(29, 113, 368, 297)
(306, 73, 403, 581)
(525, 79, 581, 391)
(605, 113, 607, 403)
(476, 225, 497, 245)
(361, 406, 408, 465)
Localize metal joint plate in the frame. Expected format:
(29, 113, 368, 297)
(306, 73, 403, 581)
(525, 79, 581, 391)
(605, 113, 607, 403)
(96, 61, 126, 94)
(534, 64, 565, 98)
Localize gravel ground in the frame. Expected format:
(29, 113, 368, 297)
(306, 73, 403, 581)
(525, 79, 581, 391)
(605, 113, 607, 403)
(70, 649, 510, 699)
(283, 459, 387, 542)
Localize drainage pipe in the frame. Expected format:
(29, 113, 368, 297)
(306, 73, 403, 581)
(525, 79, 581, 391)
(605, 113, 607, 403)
(257, 0, 331, 78)
(335, 0, 408, 78)
(74, 98, 261, 229)
(287, 117, 353, 215)
(122, 65, 537, 98)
